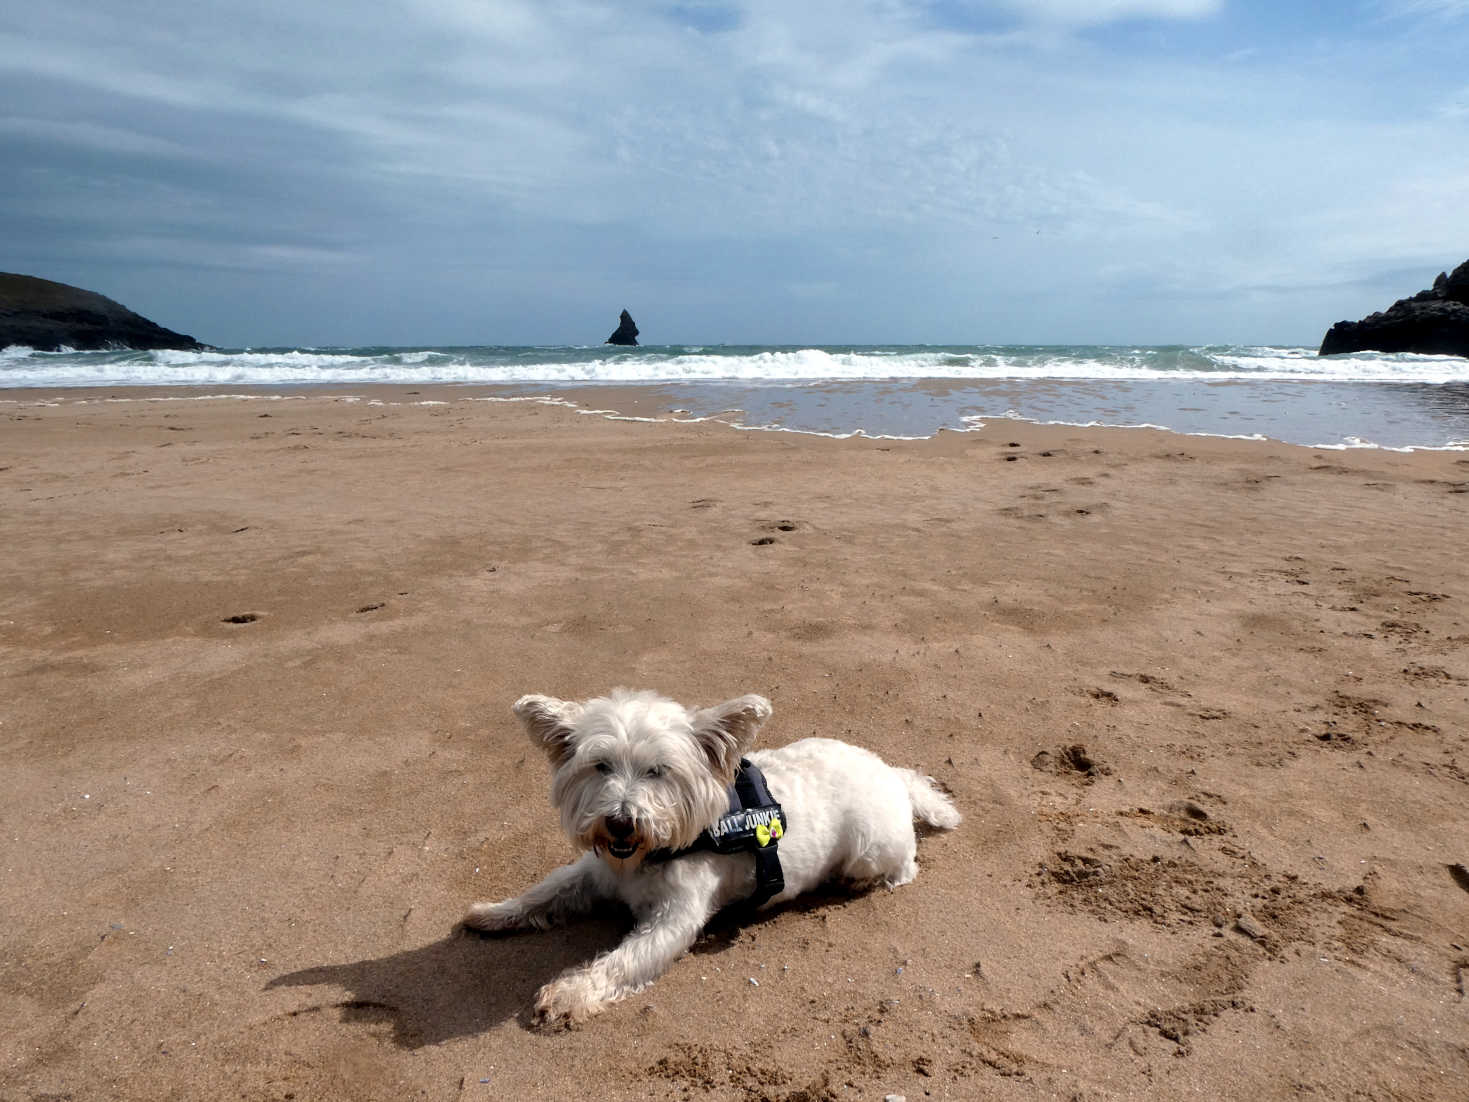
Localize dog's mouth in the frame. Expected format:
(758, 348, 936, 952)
(606, 839, 639, 860)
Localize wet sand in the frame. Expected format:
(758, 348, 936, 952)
(2, 387, 1467, 1100)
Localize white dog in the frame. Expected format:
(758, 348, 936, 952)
(463, 688, 960, 1025)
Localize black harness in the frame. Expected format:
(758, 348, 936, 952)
(646, 759, 786, 907)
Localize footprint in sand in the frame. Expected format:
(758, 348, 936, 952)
(997, 505, 1046, 521)
(1141, 996, 1250, 1056)
(751, 520, 800, 544)
(1190, 707, 1230, 721)
(1111, 671, 1190, 697)
(1119, 802, 1230, 837)
(1031, 744, 1112, 782)
(1402, 663, 1467, 685)
(222, 612, 263, 624)
(1448, 864, 1469, 895)
(1002, 494, 1106, 521)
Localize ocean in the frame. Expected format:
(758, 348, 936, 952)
(3, 343, 1468, 450)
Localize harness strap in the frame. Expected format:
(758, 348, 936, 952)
(645, 759, 785, 907)
(748, 835, 785, 907)
(729, 760, 785, 906)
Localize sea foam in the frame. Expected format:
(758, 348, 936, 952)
(3, 343, 1467, 388)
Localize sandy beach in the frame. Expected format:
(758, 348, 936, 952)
(2, 387, 1466, 1101)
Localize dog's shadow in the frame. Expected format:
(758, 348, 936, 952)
(265, 917, 629, 1047)
(267, 886, 871, 1047)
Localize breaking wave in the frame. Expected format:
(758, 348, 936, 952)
(3, 343, 1467, 388)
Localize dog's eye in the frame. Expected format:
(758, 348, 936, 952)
(645, 764, 665, 779)
(593, 761, 613, 775)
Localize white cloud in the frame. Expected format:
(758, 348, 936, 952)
(0, 116, 190, 157)
(79, 235, 361, 273)
(991, 0, 1222, 25)
(1383, 0, 1469, 18)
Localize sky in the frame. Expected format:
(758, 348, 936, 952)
(3, 0, 1468, 347)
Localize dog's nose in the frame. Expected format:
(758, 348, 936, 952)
(606, 815, 635, 839)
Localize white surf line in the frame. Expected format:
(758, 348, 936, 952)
(467, 392, 938, 440)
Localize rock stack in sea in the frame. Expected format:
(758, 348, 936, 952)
(605, 309, 639, 346)
(0, 272, 206, 352)
(1319, 259, 1469, 358)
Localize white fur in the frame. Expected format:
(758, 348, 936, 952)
(464, 688, 960, 1026)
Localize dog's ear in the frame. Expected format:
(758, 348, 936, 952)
(512, 694, 583, 768)
(690, 695, 772, 781)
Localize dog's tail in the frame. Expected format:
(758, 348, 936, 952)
(897, 768, 961, 830)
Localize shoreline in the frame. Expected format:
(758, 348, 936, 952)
(3, 380, 1468, 453)
(3, 392, 1467, 1100)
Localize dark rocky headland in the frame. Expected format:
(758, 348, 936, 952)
(1, 272, 205, 352)
(605, 308, 639, 346)
(1319, 259, 1469, 357)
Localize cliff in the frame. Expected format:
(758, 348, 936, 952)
(1319, 260, 1469, 357)
(0, 272, 206, 352)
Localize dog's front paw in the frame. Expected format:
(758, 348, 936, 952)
(462, 900, 527, 934)
(533, 976, 605, 1028)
